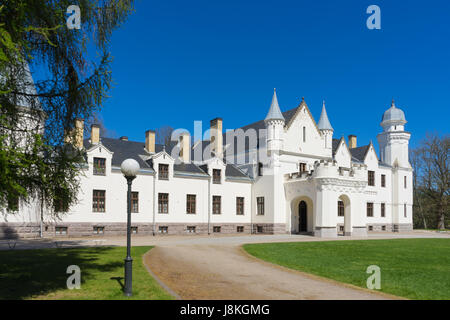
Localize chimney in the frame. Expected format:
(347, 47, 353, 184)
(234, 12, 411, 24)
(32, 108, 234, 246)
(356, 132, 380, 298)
(145, 130, 155, 153)
(348, 135, 357, 149)
(91, 124, 100, 145)
(119, 136, 128, 141)
(179, 132, 191, 163)
(210, 117, 223, 157)
(65, 118, 84, 149)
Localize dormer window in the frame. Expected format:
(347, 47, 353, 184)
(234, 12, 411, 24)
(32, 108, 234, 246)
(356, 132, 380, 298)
(299, 163, 307, 173)
(158, 164, 169, 180)
(213, 169, 221, 184)
(93, 157, 106, 175)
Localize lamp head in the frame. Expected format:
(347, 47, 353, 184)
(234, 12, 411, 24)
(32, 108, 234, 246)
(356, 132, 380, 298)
(121, 158, 139, 178)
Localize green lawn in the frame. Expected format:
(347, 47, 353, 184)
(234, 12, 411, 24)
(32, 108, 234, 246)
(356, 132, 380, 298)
(0, 246, 173, 300)
(243, 238, 450, 300)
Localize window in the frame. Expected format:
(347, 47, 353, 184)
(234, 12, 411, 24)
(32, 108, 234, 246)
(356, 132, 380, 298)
(404, 176, 407, 189)
(299, 163, 307, 173)
(186, 194, 196, 214)
(93, 226, 104, 234)
(338, 201, 344, 217)
(158, 164, 169, 180)
(213, 226, 221, 233)
(212, 196, 221, 214)
(381, 174, 386, 187)
(404, 204, 407, 217)
(131, 192, 139, 213)
(93, 157, 106, 175)
(131, 226, 138, 234)
(339, 225, 344, 232)
(213, 169, 221, 184)
(258, 162, 263, 176)
(367, 202, 374, 217)
(368, 171, 375, 186)
(368, 225, 373, 231)
(257, 197, 265, 215)
(93, 190, 105, 212)
(55, 226, 67, 235)
(381, 203, 385, 217)
(382, 225, 386, 231)
(187, 226, 196, 233)
(159, 226, 168, 234)
(158, 193, 169, 213)
(237, 226, 244, 233)
(256, 226, 263, 233)
(236, 197, 244, 215)
(303, 126, 306, 142)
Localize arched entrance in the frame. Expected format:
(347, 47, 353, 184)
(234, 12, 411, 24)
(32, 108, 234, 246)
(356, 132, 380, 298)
(338, 195, 352, 236)
(299, 201, 307, 232)
(289, 196, 314, 234)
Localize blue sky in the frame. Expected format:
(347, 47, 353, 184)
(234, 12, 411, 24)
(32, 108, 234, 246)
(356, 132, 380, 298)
(92, 0, 449, 149)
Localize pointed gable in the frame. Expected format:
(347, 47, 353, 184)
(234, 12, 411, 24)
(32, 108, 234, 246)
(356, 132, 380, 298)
(333, 137, 352, 168)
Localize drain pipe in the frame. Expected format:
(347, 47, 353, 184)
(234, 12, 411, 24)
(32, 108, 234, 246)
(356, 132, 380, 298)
(207, 176, 211, 235)
(152, 172, 156, 236)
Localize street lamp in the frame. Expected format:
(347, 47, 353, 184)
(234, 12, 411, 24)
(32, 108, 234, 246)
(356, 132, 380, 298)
(120, 158, 140, 297)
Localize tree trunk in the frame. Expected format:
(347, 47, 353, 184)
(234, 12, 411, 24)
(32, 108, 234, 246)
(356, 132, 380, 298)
(437, 207, 446, 230)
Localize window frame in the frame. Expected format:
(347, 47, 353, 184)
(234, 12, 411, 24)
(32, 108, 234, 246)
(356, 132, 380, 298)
(212, 169, 221, 184)
(368, 170, 375, 186)
(93, 157, 106, 175)
(257, 197, 265, 215)
(158, 163, 169, 180)
(366, 202, 374, 217)
(236, 197, 244, 215)
(212, 195, 221, 214)
(131, 191, 139, 213)
(92, 190, 106, 212)
(158, 193, 169, 214)
(338, 201, 345, 217)
(186, 194, 196, 214)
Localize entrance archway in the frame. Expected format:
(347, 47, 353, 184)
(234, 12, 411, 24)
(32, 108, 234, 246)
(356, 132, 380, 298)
(338, 195, 351, 236)
(299, 201, 307, 232)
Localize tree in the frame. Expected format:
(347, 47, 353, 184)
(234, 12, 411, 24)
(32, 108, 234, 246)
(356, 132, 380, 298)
(412, 133, 449, 230)
(0, 1, 135, 215)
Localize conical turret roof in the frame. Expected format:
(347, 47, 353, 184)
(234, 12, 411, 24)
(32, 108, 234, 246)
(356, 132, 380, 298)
(264, 89, 285, 122)
(318, 101, 333, 131)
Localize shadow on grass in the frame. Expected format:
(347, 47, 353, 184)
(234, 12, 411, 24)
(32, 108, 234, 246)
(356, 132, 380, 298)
(110, 276, 124, 290)
(0, 247, 123, 300)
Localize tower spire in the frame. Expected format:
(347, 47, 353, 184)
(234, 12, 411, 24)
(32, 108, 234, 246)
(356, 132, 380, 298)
(264, 88, 285, 122)
(318, 101, 333, 131)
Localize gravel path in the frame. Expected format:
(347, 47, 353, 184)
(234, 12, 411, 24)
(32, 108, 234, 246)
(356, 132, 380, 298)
(144, 243, 396, 300)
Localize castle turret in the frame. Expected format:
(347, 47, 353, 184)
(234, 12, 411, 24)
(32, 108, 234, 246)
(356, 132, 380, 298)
(264, 89, 285, 154)
(317, 101, 334, 153)
(377, 100, 411, 168)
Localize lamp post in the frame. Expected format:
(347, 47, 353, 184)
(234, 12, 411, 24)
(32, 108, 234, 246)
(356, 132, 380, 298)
(120, 158, 140, 297)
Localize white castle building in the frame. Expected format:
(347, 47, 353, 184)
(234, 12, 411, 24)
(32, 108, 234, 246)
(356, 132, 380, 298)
(1, 90, 413, 238)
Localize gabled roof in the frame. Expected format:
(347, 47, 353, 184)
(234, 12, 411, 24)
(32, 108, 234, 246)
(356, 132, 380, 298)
(349, 145, 370, 162)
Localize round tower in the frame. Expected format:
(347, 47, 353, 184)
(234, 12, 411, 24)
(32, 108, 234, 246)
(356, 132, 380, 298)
(377, 100, 411, 167)
(317, 101, 334, 152)
(264, 89, 285, 153)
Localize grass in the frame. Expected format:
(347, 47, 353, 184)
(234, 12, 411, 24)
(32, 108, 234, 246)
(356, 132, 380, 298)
(0, 246, 173, 300)
(243, 238, 450, 300)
